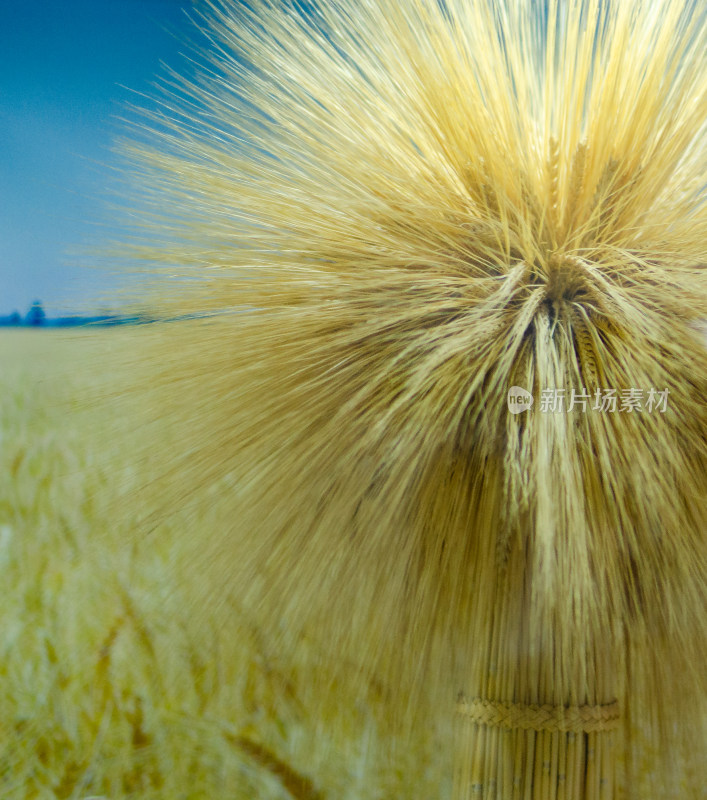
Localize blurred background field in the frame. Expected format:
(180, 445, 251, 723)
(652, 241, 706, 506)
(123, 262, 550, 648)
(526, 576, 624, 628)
(0, 330, 450, 800)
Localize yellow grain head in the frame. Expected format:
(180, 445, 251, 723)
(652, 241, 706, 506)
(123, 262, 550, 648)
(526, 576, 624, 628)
(112, 1, 707, 797)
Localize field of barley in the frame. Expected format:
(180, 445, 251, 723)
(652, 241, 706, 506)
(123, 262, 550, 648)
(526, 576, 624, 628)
(0, 329, 450, 800)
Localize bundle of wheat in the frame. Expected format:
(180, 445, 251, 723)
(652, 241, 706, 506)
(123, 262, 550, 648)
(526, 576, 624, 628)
(113, 1, 706, 797)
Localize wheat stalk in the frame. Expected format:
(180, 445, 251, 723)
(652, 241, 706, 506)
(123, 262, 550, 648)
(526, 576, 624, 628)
(113, 1, 707, 797)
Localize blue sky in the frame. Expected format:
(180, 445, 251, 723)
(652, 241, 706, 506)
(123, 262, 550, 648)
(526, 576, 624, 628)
(0, 0, 201, 315)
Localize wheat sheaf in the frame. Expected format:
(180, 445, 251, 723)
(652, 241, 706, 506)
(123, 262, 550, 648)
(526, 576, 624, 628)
(115, 1, 707, 797)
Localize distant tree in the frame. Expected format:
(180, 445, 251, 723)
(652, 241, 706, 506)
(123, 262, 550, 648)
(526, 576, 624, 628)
(25, 300, 46, 327)
(8, 311, 21, 326)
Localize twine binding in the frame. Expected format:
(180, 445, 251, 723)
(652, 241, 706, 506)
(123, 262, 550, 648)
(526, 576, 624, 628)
(456, 696, 620, 733)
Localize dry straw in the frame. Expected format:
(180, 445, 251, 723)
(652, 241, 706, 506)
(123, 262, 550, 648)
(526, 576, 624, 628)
(114, 1, 706, 797)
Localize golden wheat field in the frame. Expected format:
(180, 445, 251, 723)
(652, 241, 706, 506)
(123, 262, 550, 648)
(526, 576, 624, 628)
(0, 326, 699, 800)
(0, 329, 452, 800)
